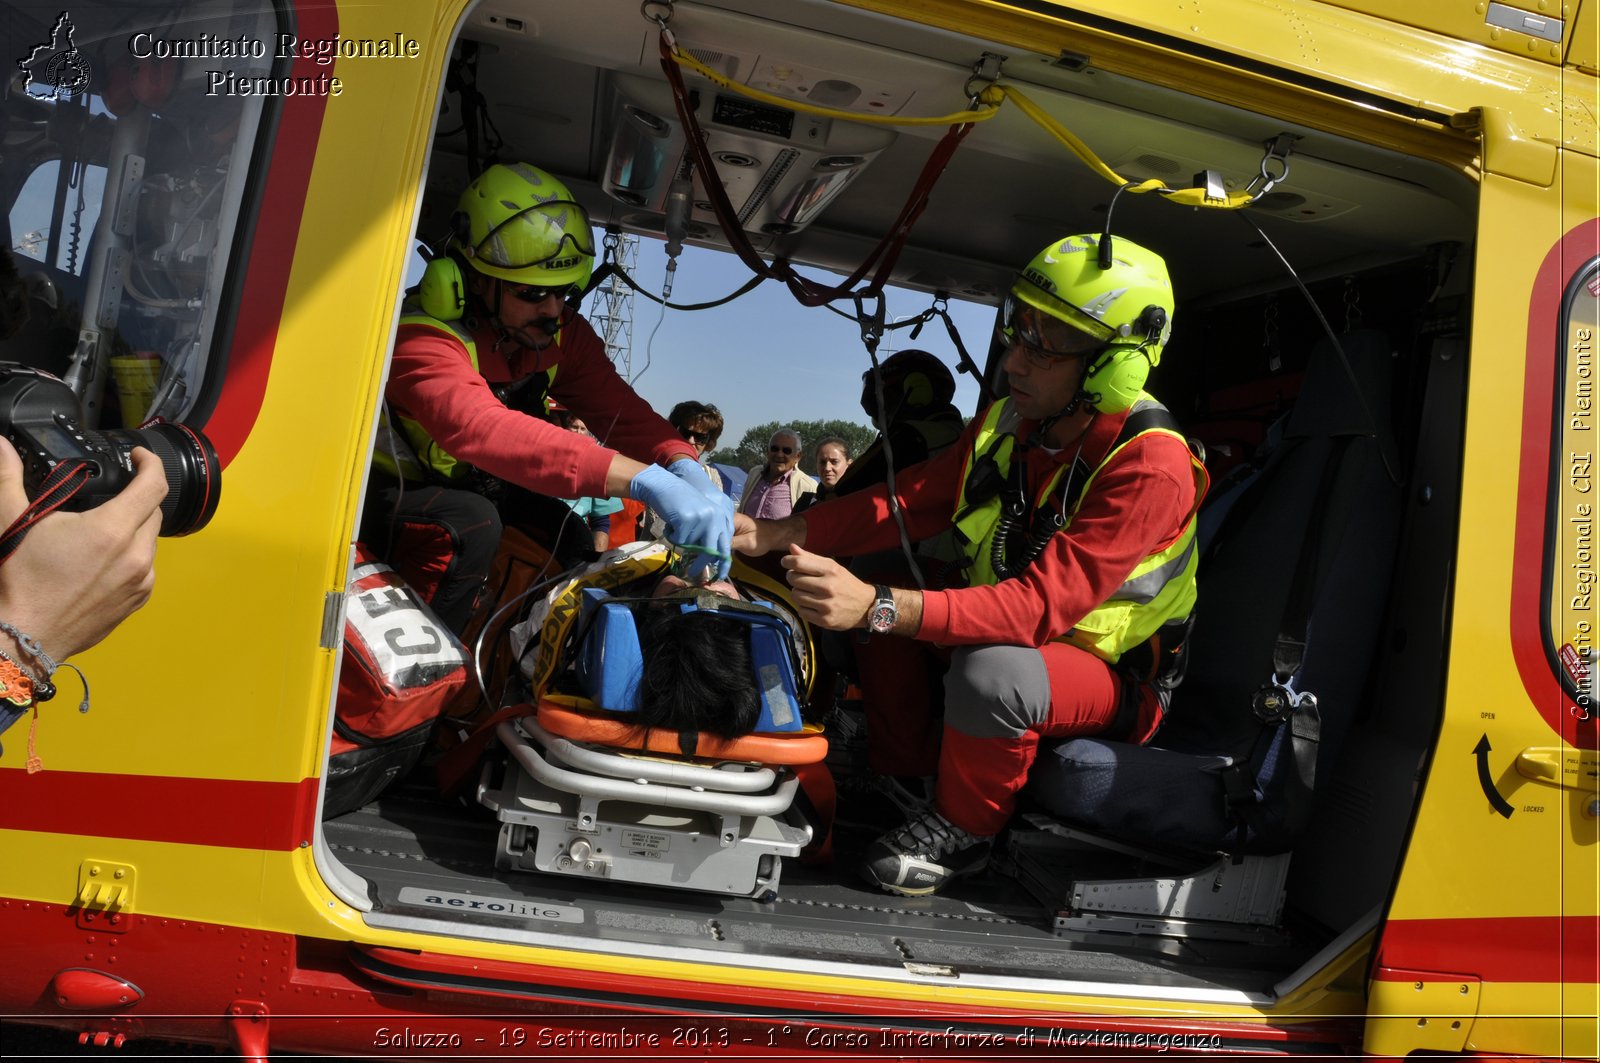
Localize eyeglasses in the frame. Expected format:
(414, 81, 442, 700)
(466, 199, 596, 270)
(507, 282, 582, 305)
(768, 446, 795, 455)
(1000, 304, 1109, 370)
(680, 429, 711, 445)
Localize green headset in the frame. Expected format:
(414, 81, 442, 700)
(416, 212, 473, 322)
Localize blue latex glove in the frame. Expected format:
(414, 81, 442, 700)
(630, 463, 733, 581)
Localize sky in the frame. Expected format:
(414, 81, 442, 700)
(584, 235, 996, 452)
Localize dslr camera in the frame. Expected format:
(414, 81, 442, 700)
(0, 363, 220, 536)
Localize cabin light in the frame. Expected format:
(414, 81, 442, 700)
(624, 105, 670, 137)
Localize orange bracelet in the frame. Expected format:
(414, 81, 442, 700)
(0, 652, 35, 708)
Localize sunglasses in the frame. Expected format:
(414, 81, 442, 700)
(507, 282, 583, 305)
(680, 429, 711, 445)
(768, 445, 795, 455)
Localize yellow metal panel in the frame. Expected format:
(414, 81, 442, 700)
(1467, 982, 1600, 1056)
(1316, 0, 1571, 64)
(833, 0, 1599, 166)
(1366, 975, 1480, 1054)
(1372, 147, 1599, 1057)
(0, 0, 460, 788)
(1572, 1, 1599, 72)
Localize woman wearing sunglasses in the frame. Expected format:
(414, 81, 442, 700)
(366, 163, 732, 635)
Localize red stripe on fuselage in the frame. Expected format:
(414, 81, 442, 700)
(204, 2, 339, 466)
(0, 768, 317, 849)
(1377, 915, 1600, 983)
(1510, 220, 1600, 750)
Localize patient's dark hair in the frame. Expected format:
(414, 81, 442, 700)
(634, 606, 760, 738)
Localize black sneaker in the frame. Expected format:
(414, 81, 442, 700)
(860, 809, 993, 896)
(834, 773, 933, 834)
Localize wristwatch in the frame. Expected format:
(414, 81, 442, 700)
(866, 584, 897, 634)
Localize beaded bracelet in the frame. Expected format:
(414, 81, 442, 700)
(0, 620, 89, 713)
(0, 649, 34, 708)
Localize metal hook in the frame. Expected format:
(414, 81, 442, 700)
(1262, 293, 1281, 373)
(1246, 133, 1297, 198)
(964, 52, 1006, 107)
(640, 0, 674, 29)
(854, 289, 886, 350)
(1342, 277, 1363, 334)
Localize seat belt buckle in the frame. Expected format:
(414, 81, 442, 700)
(1251, 674, 1317, 725)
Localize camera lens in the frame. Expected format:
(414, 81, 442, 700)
(100, 423, 221, 536)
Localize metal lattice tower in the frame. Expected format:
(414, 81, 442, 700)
(588, 233, 640, 379)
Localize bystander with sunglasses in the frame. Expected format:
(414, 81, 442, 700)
(639, 401, 729, 541)
(737, 429, 817, 520)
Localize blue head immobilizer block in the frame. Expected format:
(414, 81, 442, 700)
(572, 588, 803, 732)
(575, 588, 644, 713)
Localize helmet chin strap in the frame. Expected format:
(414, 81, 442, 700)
(1030, 347, 1109, 444)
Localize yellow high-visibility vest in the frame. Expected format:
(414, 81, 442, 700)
(951, 395, 1205, 663)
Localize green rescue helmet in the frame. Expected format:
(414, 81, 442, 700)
(453, 163, 595, 289)
(1005, 234, 1175, 413)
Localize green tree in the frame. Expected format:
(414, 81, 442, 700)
(709, 419, 878, 475)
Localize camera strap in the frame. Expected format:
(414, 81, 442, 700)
(0, 458, 94, 566)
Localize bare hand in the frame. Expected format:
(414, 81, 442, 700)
(733, 513, 805, 556)
(0, 439, 167, 660)
(781, 544, 873, 630)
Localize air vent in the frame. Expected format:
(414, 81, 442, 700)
(685, 47, 739, 80)
(739, 148, 801, 226)
(1132, 152, 1183, 176)
(715, 151, 759, 168)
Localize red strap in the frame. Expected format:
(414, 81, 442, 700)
(0, 459, 93, 566)
(433, 701, 531, 798)
(656, 33, 975, 308)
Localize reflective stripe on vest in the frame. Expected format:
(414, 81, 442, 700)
(951, 394, 1205, 664)
(375, 309, 559, 483)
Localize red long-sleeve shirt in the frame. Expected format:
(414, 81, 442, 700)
(386, 310, 696, 497)
(801, 402, 1198, 647)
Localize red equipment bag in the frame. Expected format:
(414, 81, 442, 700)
(325, 545, 468, 818)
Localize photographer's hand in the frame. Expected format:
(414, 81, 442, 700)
(0, 439, 166, 661)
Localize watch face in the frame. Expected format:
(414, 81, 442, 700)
(868, 601, 896, 634)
